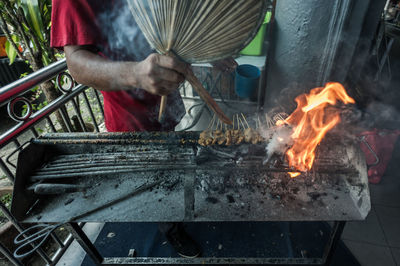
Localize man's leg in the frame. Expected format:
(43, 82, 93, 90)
(158, 222, 201, 258)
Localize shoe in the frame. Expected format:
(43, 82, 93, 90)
(165, 224, 201, 258)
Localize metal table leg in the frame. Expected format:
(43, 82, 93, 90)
(322, 221, 346, 266)
(65, 223, 104, 266)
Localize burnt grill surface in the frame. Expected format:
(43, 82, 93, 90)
(11, 132, 370, 223)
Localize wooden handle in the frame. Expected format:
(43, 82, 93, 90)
(186, 69, 232, 125)
(158, 95, 167, 122)
(162, 51, 232, 125)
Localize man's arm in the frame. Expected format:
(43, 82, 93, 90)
(64, 45, 188, 96)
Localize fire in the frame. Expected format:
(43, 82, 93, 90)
(278, 82, 355, 172)
(288, 172, 301, 178)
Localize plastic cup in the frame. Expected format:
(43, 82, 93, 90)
(235, 64, 261, 98)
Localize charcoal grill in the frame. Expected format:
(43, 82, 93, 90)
(11, 132, 370, 265)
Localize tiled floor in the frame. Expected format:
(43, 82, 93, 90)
(342, 139, 400, 266)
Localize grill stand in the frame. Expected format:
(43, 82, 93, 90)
(64, 173, 346, 266)
(10, 133, 366, 264)
(66, 221, 346, 265)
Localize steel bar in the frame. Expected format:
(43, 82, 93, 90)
(33, 131, 198, 140)
(50, 231, 65, 249)
(30, 128, 39, 138)
(71, 99, 88, 132)
(35, 163, 194, 174)
(375, 38, 395, 81)
(49, 151, 193, 161)
(0, 241, 23, 266)
(31, 167, 193, 181)
(30, 138, 186, 145)
(46, 117, 57, 133)
(59, 106, 74, 132)
(13, 139, 21, 148)
(82, 91, 100, 132)
(0, 158, 14, 182)
(65, 223, 103, 266)
(102, 257, 324, 265)
(49, 231, 75, 264)
(45, 153, 193, 162)
(38, 161, 192, 173)
(0, 59, 67, 103)
(41, 160, 192, 169)
(44, 156, 192, 166)
(0, 203, 52, 264)
(93, 89, 105, 118)
(6, 141, 30, 170)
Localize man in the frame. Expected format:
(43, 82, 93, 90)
(51, 0, 236, 259)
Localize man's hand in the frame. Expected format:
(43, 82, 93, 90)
(64, 46, 189, 95)
(133, 53, 189, 96)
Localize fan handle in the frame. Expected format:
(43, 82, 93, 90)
(185, 69, 232, 125)
(158, 96, 168, 122)
(158, 51, 232, 125)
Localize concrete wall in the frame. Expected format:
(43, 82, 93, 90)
(264, 0, 380, 108)
(267, 0, 333, 93)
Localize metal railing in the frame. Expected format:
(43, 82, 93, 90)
(0, 58, 105, 265)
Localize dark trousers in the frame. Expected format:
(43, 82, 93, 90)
(158, 222, 180, 234)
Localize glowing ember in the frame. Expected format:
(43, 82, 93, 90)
(288, 172, 301, 178)
(278, 82, 355, 172)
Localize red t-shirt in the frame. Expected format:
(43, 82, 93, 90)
(51, 0, 184, 132)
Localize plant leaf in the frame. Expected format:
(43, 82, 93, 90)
(20, 0, 45, 42)
(4, 35, 19, 65)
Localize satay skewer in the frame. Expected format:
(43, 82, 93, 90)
(241, 113, 250, 129)
(238, 115, 246, 131)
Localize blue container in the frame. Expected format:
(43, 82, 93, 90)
(235, 64, 261, 98)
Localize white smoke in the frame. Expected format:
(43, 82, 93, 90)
(260, 125, 294, 164)
(97, 1, 154, 62)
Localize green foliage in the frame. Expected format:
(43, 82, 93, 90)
(0, 0, 55, 68)
(5, 35, 19, 64)
(20, 0, 45, 42)
(0, 193, 12, 209)
(21, 99, 48, 116)
(36, 127, 44, 133)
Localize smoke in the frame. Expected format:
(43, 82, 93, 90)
(261, 125, 293, 164)
(361, 101, 400, 130)
(96, 1, 153, 62)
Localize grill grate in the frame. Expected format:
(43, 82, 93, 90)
(11, 132, 370, 223)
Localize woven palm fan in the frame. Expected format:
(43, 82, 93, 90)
(127, 0, 268, 125)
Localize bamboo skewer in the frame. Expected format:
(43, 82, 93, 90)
(158, 95, 168, 121)
(241, 113, 250, 129)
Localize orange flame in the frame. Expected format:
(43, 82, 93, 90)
(279, 82, 355, 172)
(288, 172, 301, 178)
